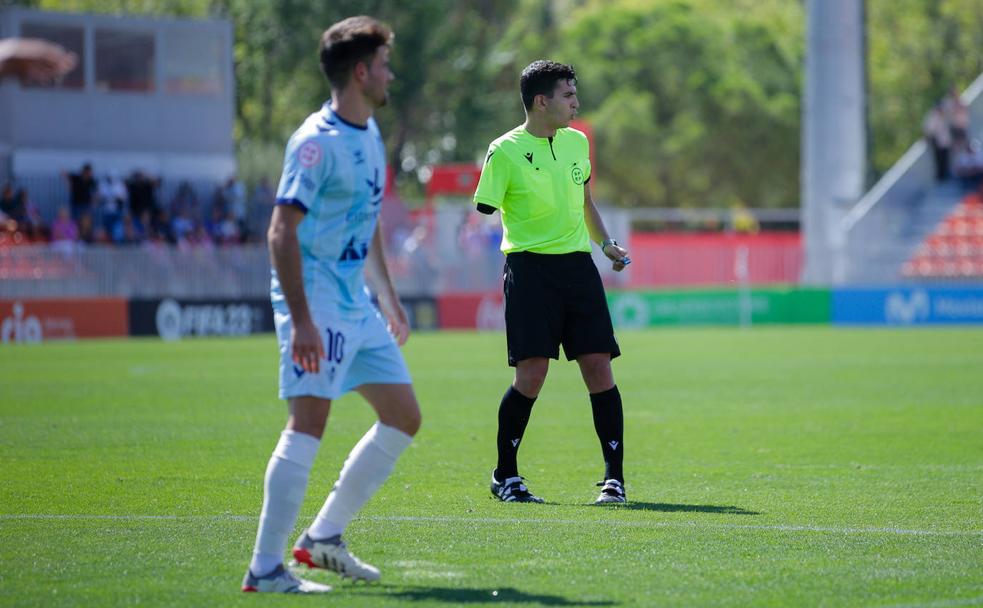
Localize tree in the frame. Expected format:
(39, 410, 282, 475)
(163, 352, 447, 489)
(553, 0, 803, 208)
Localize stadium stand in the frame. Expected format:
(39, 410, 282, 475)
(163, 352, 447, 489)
(903, 187, 983, 279)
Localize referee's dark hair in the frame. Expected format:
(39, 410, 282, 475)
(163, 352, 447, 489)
(319, 16, 393, 89)
(520, 60, 577, 111)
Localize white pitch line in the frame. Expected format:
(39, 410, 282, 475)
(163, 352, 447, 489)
(882, 597, 983, 608)
(1, 513, 980, 538)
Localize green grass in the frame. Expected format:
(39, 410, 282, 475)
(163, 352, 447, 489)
(1, 327, 982, 607)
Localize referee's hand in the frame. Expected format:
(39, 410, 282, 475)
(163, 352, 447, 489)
(602, 242, 631, 272)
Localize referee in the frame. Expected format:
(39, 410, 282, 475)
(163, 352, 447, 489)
(473, 60, 630, 504)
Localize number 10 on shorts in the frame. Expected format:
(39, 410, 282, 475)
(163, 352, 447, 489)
(325, 327, 345, 363)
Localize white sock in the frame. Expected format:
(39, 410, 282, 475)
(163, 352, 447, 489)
(308, 422, 413, 540)
(249, 430, 320, 576)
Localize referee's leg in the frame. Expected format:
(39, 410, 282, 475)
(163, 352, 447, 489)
(577, 353, 624, 485)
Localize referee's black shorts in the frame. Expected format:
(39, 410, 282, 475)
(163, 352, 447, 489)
(503, 251, 621, 367)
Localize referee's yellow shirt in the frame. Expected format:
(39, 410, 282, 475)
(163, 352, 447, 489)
(474, 126, 592, 254)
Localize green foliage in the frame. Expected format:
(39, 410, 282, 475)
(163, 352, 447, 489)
(1, 328, 982, 605)
(546, 0, 803, 208)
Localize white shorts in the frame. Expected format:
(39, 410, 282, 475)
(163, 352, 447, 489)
(275, 307, 412, 400)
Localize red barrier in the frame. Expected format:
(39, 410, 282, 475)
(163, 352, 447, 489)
(627, 232, 802, 287)
(0, 298, 129, 343)
(437, 292, 504, 330)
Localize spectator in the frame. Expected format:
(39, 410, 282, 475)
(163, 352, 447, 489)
(219, 211, 241, 244)
(17, 187, 46, 241)
(169, 180, 198, 218)
(114, 212, 144, 245)
(77, 212, 95, 244)
(223, 175, 247, 235)
(96, 170, 128, 236)
(170, 206, 196, 242)
(50, 205, 79, 255)
(64, 163, 97, 220)
(126, 170, 160, 219)
(205, 205, 225, 242)
(952, 138, 983, 182)
(50, 205, 78, 242)
(0, 182, 16, 218)
(944, 85, 970, 149)
(730, 202, 760, 234)
(152, 208, 176, 245)
(251, 176, 274, 208)
(249, 176, 275, 238)
(923, 103, 952, 181)
(209, 184, 228, 220)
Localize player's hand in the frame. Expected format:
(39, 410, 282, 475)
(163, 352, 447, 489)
(291, 317, 325, 374)
(0, 38, 77, 84)
(602, 242, 631, 272)
(379, 293, 410, 346)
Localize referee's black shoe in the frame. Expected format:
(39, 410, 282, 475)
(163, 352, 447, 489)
(490, 472, 545, 503)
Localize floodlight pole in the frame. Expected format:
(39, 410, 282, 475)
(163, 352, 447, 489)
(801, 0, 867, 286)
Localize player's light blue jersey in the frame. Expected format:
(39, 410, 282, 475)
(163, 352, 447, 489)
(271, 103, 387, 319)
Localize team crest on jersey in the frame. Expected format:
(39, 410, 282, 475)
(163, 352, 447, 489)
(571, 165, 585, 185)
(298, 141, 322, 168)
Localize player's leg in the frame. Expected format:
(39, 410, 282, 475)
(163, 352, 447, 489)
(244, 396, 332, 592)
(309, 382, 419, 540)
(294, 384, 417, 581)
(294, 313, 416, 581)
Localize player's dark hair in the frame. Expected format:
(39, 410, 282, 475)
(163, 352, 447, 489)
(519, 60, 576, 111)
(319, 16, 393, 89)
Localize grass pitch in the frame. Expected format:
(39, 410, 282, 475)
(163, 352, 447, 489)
(1, 327, 981, 607)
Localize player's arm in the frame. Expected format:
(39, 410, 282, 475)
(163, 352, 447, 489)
(364, 221, 410, 345)
(268, 204, 325, 372)
(584, 183, 630, 272)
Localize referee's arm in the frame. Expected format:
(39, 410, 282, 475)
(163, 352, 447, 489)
(584, 184, 630, 272)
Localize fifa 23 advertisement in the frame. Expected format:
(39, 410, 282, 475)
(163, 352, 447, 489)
(128, 298, 275, 340)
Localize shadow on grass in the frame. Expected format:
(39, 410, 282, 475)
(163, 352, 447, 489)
(349, 585, 616, 605)
(617, 502, 760, 515)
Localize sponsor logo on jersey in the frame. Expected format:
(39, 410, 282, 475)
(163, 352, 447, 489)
(297, 141, 322, 168)
(338, 236, 369, 262)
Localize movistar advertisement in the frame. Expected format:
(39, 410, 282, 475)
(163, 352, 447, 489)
(832, 287, 983, 325)
(606, 288, 831, 327)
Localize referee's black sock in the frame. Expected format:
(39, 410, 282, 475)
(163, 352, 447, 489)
(495, 386, 536, 480)
(590, 385, 624, 483)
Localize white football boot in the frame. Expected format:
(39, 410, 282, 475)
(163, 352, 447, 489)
(241, 563, 331, 593)
(292, 529, 381, 582)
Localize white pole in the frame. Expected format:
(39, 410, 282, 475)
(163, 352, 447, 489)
(735, 245, 751, 328)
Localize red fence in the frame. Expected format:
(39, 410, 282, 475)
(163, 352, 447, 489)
(626, 232, 802, 288)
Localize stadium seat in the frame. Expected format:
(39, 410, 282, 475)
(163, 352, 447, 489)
(904, 192, 983, 279)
